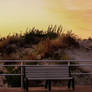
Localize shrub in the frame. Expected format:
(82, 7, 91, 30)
(5, 64, 21, 87)
(22, 28, 45, 45)
(59, 31, 79, 48)
(22, 25, 61, 45)
(46, 25, 62, 39)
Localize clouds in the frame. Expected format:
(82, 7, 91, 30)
(44, 0, 92, 10)
(43, 0, 92, 37)
(0, 0, 92, 38)
(61, 0, 92, 10)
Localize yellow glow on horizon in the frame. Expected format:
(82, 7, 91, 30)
(0, 0, 92, 38)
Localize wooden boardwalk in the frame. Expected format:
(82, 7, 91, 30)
(0, 86, 92, 92)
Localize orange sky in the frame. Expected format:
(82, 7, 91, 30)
(0, 0, 92, 38)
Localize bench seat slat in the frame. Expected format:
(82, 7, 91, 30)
(27, 77, 72, 80)
(26, 71, 69, 73)
(26, 70, 69, 72)
(25, 67, 69, 73)
(25, 69, 69, 71)
(26, 74, 69, 76)
(26, 73, 69, 74)
(25, 67, 68, 69)
(24, 65, 71, 81)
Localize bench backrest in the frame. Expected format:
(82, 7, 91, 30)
(24, 65, 70, 80)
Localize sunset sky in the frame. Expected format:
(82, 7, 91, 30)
(0, 0, 92, 38)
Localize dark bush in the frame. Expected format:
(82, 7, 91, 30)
(5, 66, 21, 87)
(61, 31, 79, 48)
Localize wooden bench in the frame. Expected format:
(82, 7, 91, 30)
(23, 65, 75, 91)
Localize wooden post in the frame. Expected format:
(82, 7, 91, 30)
(21, 62, 23, 88)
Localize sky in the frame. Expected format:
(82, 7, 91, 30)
(0, 0, 92, 38)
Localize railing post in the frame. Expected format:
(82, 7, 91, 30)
(68, 61, 70, 66)
(68, 61, 71, 77)
(21, 61, 23, 88)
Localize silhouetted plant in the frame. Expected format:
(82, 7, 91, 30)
(5, 64, 21, 87)
(60, 31, 79, 48)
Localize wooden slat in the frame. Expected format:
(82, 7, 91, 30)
(27, 77, 72, 80)
(26, 76, 69, 78)
(24, 65, 70, 80)
(25, 68, 68, 71)
(26, 69, 68, 72)
(25, 67, 68, 72)
(25, 66, 68, 69)
(25, 67, 68, 73)
(26, 74, 69, 76)
(25, 70, 69, 73)
(26, 73, 69, 75)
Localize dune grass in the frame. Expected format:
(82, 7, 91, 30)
(0, 25, 80, 60)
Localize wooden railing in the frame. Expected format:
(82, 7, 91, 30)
(0, 60, 92, 87)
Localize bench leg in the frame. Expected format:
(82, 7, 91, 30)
(45, 80, 48, 89)
(68, 79, 71, 88)
(23, 78, 27, 90)
(26, 79, 29, 92)
(48, 80, 51, 91)
(72, 78, 75, 90)
(23, 78, 29, 92)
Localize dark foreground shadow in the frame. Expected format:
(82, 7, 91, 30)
(1, 86, 92, 92)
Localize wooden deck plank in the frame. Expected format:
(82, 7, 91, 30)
(0, 86, 92, 92)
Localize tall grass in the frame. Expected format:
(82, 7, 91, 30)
(0, 25, 62, 49)
(0, 25, 79, 59)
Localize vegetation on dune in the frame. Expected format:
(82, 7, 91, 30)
(23, 25, 61, 45)
(0, 25, 92, 87)
(0, 25, 79, 59)
(0, 25, 61, 48)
